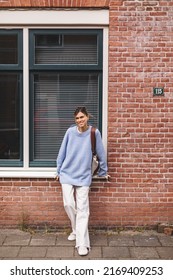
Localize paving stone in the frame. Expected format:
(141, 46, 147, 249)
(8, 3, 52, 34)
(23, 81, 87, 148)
(90, 234, 108, 246)
(18, 247, 47, 258)
(158, 236, 173, 247)
(87, 247, 102, 259)
(156, 247, 173, 259)
(3, 235, 31, 246)
(0, 246, 20, 258)
(30, 234, 56, 246)
(56, 234, 75, 246)
(102, 246, 130, 259)
(0, 235, 6, 245)
(130, 247, 160, 259)
(4, 257, 32, 260)
(0, 229, 31, 236)
(133, 235, 160, 246)
(46, 246, 74, 258)
(108, 236, 134, 247)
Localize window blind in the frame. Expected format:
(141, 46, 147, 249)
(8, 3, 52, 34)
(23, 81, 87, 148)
(32, 73, 99, 162)
(35, 34, 98, 65)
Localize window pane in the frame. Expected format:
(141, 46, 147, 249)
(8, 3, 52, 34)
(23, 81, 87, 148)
(0, 35, 18, 64)
(0, 74, 21, 159)
(32, 73, 99, 163)
(35, 34, 98, 65)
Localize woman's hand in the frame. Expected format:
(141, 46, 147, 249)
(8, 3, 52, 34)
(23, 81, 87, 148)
(55, 175, 59, 181)
(105, 174, 111, 180)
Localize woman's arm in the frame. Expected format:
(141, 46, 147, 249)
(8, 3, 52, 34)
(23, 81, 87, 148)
(95, 129, 108, 177)
(56, 130, 69, 176)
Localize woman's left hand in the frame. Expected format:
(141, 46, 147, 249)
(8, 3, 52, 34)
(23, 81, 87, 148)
(55, 175, 59, 181)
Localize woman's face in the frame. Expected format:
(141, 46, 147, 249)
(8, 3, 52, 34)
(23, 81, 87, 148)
(75, 111, 89, 132)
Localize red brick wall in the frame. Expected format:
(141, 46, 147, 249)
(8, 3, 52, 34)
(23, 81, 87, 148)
(0, 178, 109, 229)
(108, 0, 173, 227)
(0, 0, 173, 229)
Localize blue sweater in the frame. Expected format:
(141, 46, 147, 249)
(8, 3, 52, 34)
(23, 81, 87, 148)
(56, 125, 107, 186)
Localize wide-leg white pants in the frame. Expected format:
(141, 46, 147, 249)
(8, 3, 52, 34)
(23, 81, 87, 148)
(61, 184, 90, 249)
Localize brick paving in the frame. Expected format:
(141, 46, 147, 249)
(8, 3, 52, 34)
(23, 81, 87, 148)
(0, 229, 173, 260)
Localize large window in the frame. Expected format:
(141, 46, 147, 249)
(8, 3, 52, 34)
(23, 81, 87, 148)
(0, 29, 103, 168)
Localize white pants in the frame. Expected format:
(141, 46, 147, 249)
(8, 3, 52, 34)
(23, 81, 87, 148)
(61, 184, 90, 248)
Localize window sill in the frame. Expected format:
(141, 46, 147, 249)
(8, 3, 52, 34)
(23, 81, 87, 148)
(92, 175, 109, 181)
(0, 169, 56, 178)
(0, 169, 110, 181)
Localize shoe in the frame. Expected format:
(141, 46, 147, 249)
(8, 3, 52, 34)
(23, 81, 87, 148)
(68, 232, 76, 241)
(78, 246, 89, 256)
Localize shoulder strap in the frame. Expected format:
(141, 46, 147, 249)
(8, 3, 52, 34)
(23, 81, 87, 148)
(91, 127, 96, 154)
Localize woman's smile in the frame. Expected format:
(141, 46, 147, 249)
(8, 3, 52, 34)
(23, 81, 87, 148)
(75, 112, 89, 132)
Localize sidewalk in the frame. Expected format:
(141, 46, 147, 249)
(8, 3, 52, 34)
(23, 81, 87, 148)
(0, 229, 173, 260)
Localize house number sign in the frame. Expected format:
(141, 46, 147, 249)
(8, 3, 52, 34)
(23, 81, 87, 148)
(153, 87, 164, 96)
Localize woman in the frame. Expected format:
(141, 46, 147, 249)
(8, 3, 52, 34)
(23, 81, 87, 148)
(56, 107, 108, 256)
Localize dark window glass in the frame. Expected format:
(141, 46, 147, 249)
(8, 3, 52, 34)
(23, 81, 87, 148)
(0, 74, 21, 160)
(0, 35, 18, 64)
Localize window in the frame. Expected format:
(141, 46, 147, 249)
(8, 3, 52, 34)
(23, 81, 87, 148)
(0, 29, 103, 169)
(29, 29, 103, 167)
(0, 30, 23, 166)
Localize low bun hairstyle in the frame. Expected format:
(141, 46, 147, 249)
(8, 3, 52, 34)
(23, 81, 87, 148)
(74, 106, 89, 117)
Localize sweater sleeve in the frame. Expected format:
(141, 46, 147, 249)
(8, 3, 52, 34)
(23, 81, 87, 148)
(95, 129, 108, 176)
(56, 130, 68, 176)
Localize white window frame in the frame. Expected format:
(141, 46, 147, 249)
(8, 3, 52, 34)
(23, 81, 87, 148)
(0, 9, 109, 178)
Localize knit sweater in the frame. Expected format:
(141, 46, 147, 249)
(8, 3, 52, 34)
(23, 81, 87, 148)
(56, 125, 107, 186)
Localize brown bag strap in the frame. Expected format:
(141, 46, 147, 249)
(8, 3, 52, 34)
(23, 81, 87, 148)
(91, 127, 96, 155)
